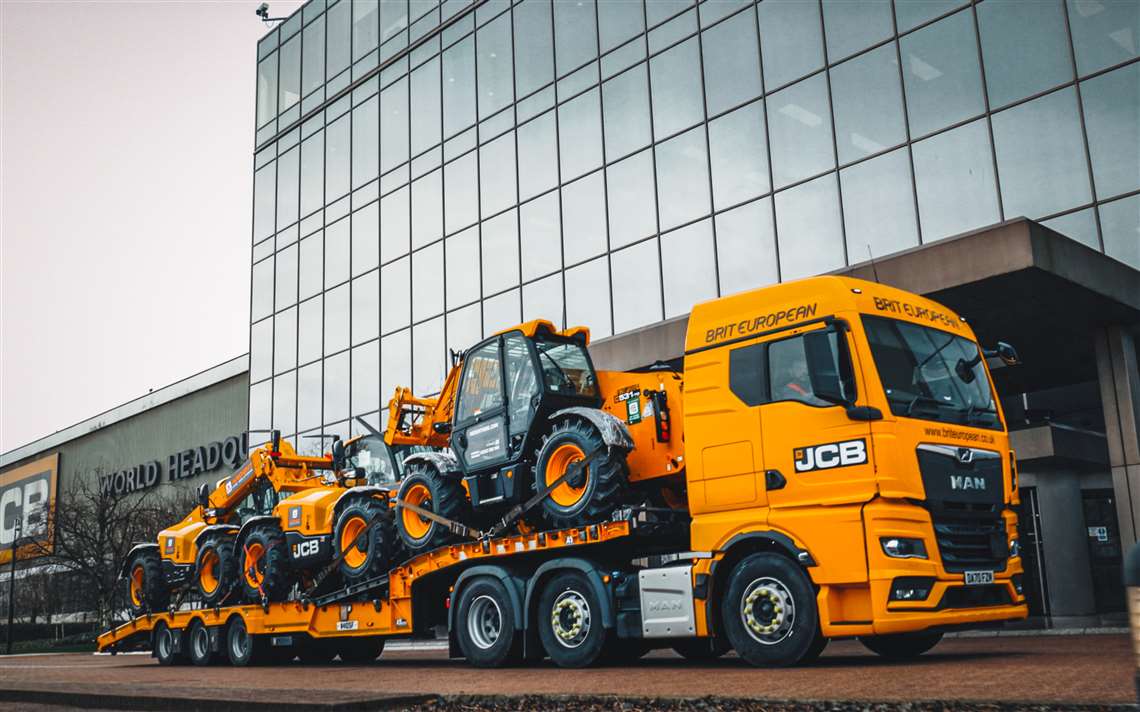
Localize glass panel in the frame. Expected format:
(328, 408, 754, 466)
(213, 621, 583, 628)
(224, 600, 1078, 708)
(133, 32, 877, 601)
(523, 273, 564, 326)
(381, 185, 411, 262)
(381, 329, 412, 399)
(381, 256, 410, 332)
(702, 8, 762, 117)
(302, 15, 325, 97)
(649, 37, 704, 137)
(297, 362, 322, 432)
(978, 0, 1072, 108)
(257, 53, 278, 127)
(700, 0, 750, 27)
(647, 0, 692, 27)
(447, 304, 482, 357)
(352, 202, 380, 275)
(444, 151, 479, 234)
(484, 289, 521, 335)
(555, 0, 598, 76)
(1067, 0, 1140, 76)
(611, 239, 662, 332)
(276, 147, 300, 229)
(325, 283, 350, 354)
(599, 0, 644, 52)
(840, 147, 919, 261)
(912, 118, 999, 241)
(901, 9, 985, 138)
(275, 307, 297, 374)
(708, 101, 769, 211)
(254, 163, 276, 242)
(822, 0, 891, 61)
(325, 217, 351, 287)
(326, 114, 352, 200)
(274, 371, 297, 435)
(894, 0, 964, 32)
(300, 133, 324, 217)
(661, 219, 716, 318)
(993, 87, 1091, 220)
(352, 340, 380, 415)
(768, 334, 842, 406)
(518, 112, 559, 200)
(352, 270, 380, 345)
(715, 196, 779, 295)
(561, 172, 608, 265)
(380, 77, 410, 173)
(443, 35, 477, 137)
(412, 242, 445, 321)
(381, 0, 409, 43)
(446, 226, 481, 308)
(602, 64, 652, 159)
(275, 243, 298, 310)
(515, 0, 555, 97)
(565, 257, 612, 337)
(656, 126, 710, 230)
(607, 150, 658, 248)
(353, 97, 380, 189)
(757, 0, 824, 90)
(1042, 207, 1101, 249)
(477, 13, 514, 119)
(299, 232, 322, 300)
(250, 381, 272, 431)
(298, 296, 322, 364)
(353, 0, 380, 60)
(413, 316, 447, 393)
(520, 191, 563, 279)
(411, 56, 441, 154)
(327, 0, 352, 79)
(1082, 63, 1140, 200)
(830, 44, 906, 164)
(411, 169, 443, 248)
(768, 73, 835, 188)
(251, 318, 273, 383)
(1098, 193, 1140, 269)
(456, 340, 503, 421)
(279, 35, 301, 111)
(649, 7, 696, 53)
(558, 88, 604, 181)
(774, 173, 845, 280)
(482, 209, 520, 292)
(503, 333, 539, 434)
(324, 352, 350, 425)
(481, 132, 517, 217)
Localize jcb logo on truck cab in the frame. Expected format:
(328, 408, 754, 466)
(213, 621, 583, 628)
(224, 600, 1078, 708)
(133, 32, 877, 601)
(793, 439, 868, 473)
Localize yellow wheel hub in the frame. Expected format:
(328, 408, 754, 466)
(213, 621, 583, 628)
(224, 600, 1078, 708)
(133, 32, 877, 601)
(401, 483, 433, 540)
(199, 549, 220, 594)
(545, 443, 589, 508)
(243, 542, 265, 589)
(340, 516, 369, 569)
(129, 565, 144, 606)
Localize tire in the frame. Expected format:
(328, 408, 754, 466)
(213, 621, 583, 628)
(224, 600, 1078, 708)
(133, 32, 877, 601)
(334, 499, 397, 584)
(671, 636, 730, 661)
(534, 418, 628, 530)
(720, 553, 818, 667)
(186, 619, 215, 666)
(153, 622, 187, 666)
(859, 631, 943, 660)
(226, 616, 266, 666)
(454, 577, 523, 668)
(337, 636, 385, 663)
(126, 548, 169, 616)
(800, 629, 829, 665)
(395, 464, 467, 555)
(195, 534, 237, 606)
(238, 523, 294, 603)
(298, 636, 337, 664)
(537, 571, 609, 668)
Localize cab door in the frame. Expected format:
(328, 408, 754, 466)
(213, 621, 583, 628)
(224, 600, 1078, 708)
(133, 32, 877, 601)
(451, 338, 509, 475)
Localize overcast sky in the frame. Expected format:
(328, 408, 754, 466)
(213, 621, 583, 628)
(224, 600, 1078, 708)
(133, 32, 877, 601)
(1, 1, 304, 453)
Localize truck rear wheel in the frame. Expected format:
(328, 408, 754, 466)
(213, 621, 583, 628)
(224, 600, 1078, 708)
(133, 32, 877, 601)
(534, 418, 628, 530)
(334, 500, 397, 584)
(126, 548, 169, 616)
(187, 620, 216, 666)
(720, 553, 818, 667)
(239, 524, 293, 603)
(859, 631, 942, 659)
(396, 464, 466, 555)
(455, 577, 522, 668)
(537, 571, 609, 668)
(195, 534, 237, 606)
(153, 622, 187, 666)
(226, 617, 267, 666)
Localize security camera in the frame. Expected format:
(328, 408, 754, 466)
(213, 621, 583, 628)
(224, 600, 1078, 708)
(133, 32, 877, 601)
(255, 3, 270, 20)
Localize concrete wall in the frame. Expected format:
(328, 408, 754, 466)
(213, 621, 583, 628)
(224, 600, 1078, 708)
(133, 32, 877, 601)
(1020, 467, 1097, 618)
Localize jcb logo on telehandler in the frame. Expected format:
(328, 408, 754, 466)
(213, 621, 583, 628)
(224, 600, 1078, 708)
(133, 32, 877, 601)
(793, 439, 868, 473)
(292, 539, 320, 559)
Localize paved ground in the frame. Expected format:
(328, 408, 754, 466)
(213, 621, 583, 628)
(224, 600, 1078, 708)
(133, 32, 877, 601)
(0, 634, 1132, 710)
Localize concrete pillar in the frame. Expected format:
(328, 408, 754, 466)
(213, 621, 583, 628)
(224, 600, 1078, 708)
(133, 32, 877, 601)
(1095, 326, 1140, 547)
(1033, 468, 1097, 618)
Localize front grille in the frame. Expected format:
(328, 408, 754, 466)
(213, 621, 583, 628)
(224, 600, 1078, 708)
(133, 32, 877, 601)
(931, 503, 1008, 573)
(938, 584, 1011, 609)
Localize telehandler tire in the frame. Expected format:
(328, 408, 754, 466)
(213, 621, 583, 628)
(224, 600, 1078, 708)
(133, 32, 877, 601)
(195, 534, 237, 606)
(395, 464, 467, 555)
(859, 631, 942, 659)
(720, 553, 818, 667)
(534, 418, 628, 530)
(238, 523, 293, 603)
(125, 548, 169, 616)
(334, 499, 397, 584)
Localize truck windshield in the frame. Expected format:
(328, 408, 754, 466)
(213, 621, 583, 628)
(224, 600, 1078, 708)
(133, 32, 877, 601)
(347, 436, 400, 484)
(534, 338, 598, 398)
(862, 315, 1001, 430)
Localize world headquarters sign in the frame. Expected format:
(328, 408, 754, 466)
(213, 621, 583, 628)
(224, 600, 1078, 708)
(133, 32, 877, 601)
(0, 453, 58, 565)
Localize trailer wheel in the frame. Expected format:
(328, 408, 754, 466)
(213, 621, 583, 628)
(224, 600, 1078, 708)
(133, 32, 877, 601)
(334, 500, 397, 584)
(238, 523, 293, 603)
(337, 636, 384, 663)
(195, 534, 237, 606)
(859, 631, 942, 659)
(226, 617, 266, 666)
(455, 577, 523, 668)
(537, 571, 609, 668)
(153, 622, 186, 666)
(534, 418, 628, 530)
(670, 636, 730, 661)
(720, 553, 818, 667)
(395, 464, 466, 555)
(187, 620, 216, 666)
(126, 548, 169, 616)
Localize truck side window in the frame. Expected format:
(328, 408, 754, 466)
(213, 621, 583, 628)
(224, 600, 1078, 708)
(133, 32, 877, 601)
(503, 334, 539, 435)
(768, 336, 830, 407)
(456, 340, 504, 422)
(729, 342, 768, 406)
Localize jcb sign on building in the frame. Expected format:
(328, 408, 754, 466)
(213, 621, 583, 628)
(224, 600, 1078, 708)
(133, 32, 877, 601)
(0, 453, 58, 564)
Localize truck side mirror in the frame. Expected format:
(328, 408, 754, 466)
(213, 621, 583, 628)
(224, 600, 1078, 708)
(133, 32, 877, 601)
(197, 482, 210, 510)
(995, 342, 1020, 366)
(433, 422, 452, 434)
(803, 331, 850, 406)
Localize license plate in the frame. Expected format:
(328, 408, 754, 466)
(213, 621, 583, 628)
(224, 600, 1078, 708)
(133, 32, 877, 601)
(964, 570, 994, 585)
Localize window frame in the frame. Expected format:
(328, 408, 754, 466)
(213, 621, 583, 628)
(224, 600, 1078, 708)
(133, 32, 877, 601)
(727, 323, 858, 409)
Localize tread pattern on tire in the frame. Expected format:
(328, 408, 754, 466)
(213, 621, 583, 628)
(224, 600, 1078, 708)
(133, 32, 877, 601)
(334, 498, 398, 583)
(195, 534, 238, 606)
(395, 463, 468, 554)
(534, 417, 629, 530)
(239, 523, 293, 603)
(127, 548, 169, 616)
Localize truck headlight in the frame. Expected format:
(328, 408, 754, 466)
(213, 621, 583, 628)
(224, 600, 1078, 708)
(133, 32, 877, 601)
(881, 537, 928, 559)
(1009, 538, 1021, 558)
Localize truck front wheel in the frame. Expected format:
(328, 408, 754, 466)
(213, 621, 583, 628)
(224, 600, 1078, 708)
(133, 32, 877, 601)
(720, 553, 818, 667)
(859, 631, 943, 659)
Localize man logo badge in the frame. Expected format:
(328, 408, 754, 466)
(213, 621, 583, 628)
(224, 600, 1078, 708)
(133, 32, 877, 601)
(950, 475, 986, 491)
(793, 439, 868, 473)
(957, 447, 974, 464)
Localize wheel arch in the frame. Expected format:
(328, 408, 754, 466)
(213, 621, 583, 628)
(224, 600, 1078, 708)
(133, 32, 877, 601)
(330, 486, 390, 524)
(234, 515, 279, 546)
(547, 407, 633, 450)
(404, 451, 461, 478)
(446, 565, 527, 658)
(120, 543, 159, 579)
(192, 525, 239, 550)
(522, 557, 614, 657)
(705, 531, 817, 637)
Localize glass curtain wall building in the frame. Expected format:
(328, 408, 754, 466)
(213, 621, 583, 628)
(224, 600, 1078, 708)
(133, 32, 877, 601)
(249, 0, 1140, 448)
